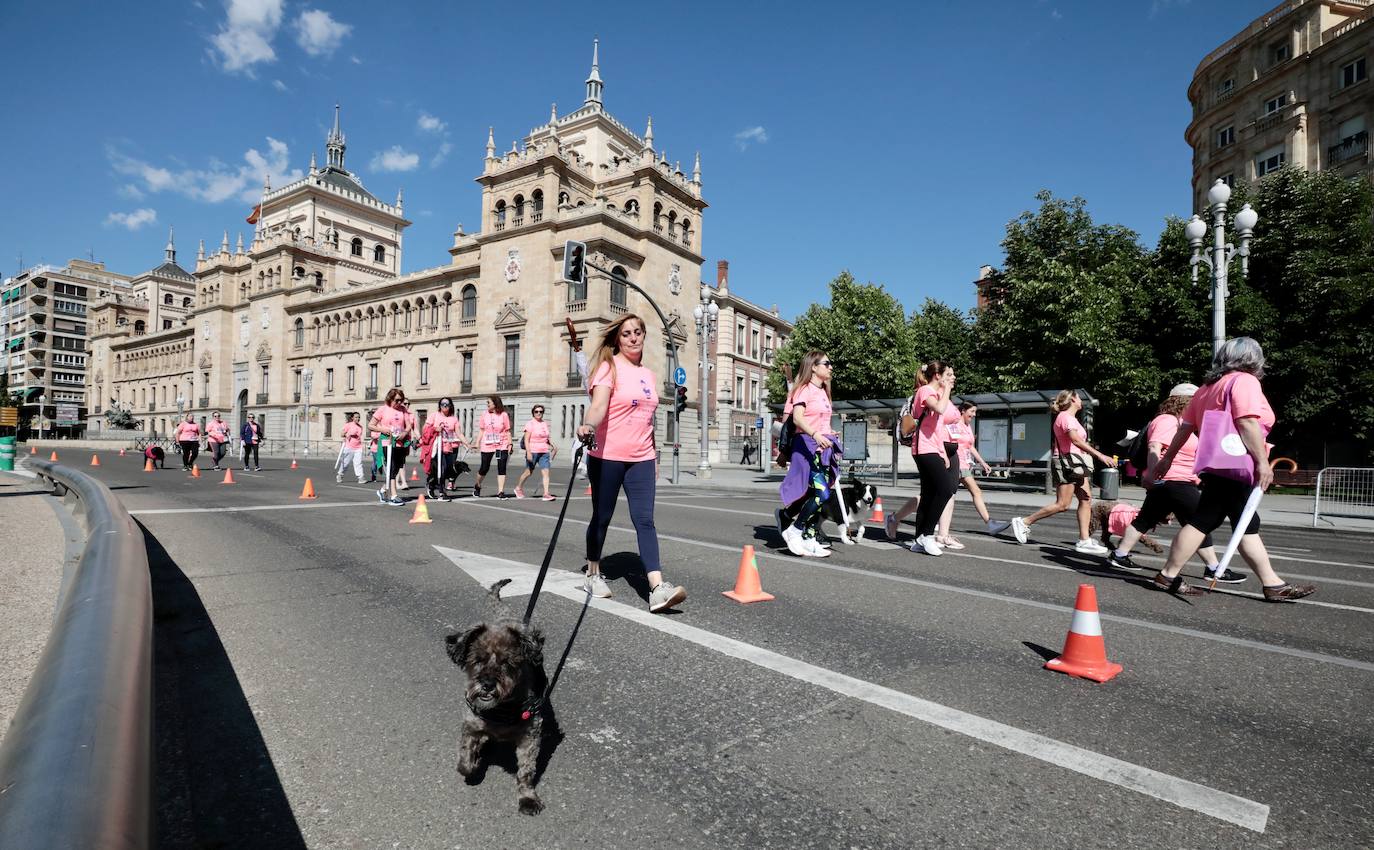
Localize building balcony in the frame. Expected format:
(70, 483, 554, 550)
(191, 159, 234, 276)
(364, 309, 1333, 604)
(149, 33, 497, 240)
(609, 302, 627, 315)
(497, 374, 521, 391)
(365, 387, 379, 401)
(94, 406, 102, 415)
(511, 217, 524, 228)
(567, 371, 582, 388)
(147, 403, 155, 412)
(1329, 131, 1369, 166)
(653, 224, 663, 234)
(293, 392, 301, 403)
(566, 299, 586, 314)
(198, 397, 209, 408)
(460, 317, 476, 328)
(531, 212, 543, 223)
(493, 222, 506, 232)
(255, 393, 268, 405)
(460, 380, 472, 394)
(1254, 111, 1286, 133)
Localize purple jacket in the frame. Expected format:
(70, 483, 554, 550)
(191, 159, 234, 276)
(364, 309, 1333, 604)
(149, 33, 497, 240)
(779, 436, 843, 505)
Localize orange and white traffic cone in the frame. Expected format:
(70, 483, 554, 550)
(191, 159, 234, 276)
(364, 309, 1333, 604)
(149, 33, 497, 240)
(870, 497, 885, 525)
(190, 465, 201, 478)
(30, 445, 37, 455)
(1044, 584, 1122, 683)
(299, 478, 317, 500)
(583, 484, 593, 496)
(90, 454, 100, 467)
(290, 458, 298, 470)
(723, 545, 775, 604)
(409, 493, 433, 524)
(49, 451, 58, 462)
(144, 458, 155, 472)
(410, 467, 418, 481)
(221, 468, 236, 484)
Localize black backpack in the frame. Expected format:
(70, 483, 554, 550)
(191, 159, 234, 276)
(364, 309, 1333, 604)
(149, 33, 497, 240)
(1123, 425, 1151, 471)
(775, 416, 797, 467)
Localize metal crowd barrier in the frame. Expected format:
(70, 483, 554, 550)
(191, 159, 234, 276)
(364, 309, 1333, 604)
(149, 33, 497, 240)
(1313, 467, 1374, 526)
(0, 459, 152, 850)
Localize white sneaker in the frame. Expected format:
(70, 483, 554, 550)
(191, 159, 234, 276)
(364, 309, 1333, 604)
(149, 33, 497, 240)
(912, 535, 943, 556)
(884, 514, 899, 541)
(803, 537, 832, 558)
(648, 581, 687, 613)
(987, 519, 1010, 535)
(1011, 517, 1029, 544)
(335, 473, 343, 483)
(583, 574, 613, 598)
(782, 525, 810, 557)
(1075, 539, 1110, 556)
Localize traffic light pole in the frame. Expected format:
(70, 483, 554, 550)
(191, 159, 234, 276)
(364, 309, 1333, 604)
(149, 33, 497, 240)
(584, 259, 682, 485)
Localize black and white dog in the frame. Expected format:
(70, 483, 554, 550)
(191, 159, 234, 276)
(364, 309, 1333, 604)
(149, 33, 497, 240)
(820, 477, 878, 545)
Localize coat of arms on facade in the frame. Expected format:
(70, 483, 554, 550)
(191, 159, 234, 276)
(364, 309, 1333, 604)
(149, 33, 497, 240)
(261, 307, 271, 330)
(255, 340, 272, 362)
(504, 249, 522, 283)
(668, 263, 682, 295)
(199, 352, 213, 369)
(239, 315, 250, 348)
(201, 320, 211, 341)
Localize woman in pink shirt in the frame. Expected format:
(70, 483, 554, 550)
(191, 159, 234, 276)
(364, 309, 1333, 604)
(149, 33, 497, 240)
(939, 401, 1002, 546)
(425, 397, 467, 500)
(368, 388, 413, 506)
(577, 314, 687, 614)
(1005, 390, 1115, 553)
(336, 412, 367, 485)
(515, 405, 557, 500)
(1151, 338, 1314, 602)
(205, 412, 230, 471)
(886, 360, 959, 556)
(174, 414, 201, 471)
(474, 396, 512, 499)
(775, 351, 838, 558)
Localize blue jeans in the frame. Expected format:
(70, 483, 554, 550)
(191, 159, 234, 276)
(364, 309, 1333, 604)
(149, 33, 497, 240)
(586, 456, 660, 573)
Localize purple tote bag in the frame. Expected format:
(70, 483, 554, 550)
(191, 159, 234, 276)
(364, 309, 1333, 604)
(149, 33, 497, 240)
(1193, 375, 1258, 485)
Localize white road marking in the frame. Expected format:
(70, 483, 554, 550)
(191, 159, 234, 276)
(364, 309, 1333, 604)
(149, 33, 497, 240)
(130, 501, 378, 515)
(435, 546, 1271, 833)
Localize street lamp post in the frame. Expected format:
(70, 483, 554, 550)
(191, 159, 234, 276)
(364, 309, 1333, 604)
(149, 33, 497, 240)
(38, 394, 45, 439)
(302, 368, 313, 457)
(1186, 179, 1258, 356)
(692, 287, 719, 479)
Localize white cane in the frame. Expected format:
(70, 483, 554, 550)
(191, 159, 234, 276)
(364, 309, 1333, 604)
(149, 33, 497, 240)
(434, 431, 444, 494)
(1209, 485, 1263, 590)
(384, 435, 394, 496)
(334, 441, 346, 475)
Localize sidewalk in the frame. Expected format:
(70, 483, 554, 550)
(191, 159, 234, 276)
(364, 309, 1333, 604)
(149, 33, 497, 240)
(0, 471, 72, 737)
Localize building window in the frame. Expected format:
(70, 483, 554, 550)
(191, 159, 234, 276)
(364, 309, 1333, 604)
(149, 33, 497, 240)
(610, 266, 627, 308)
(162, 319, 172, 330)
(462, 352, 473, 386)
(1264, 92, 1287, 115)
(325, 367, 334, 392)
(1256, 147, 1286, 176)
(1270, 39, 1290, 66)
(419, 357, 429, 386)
(461, 285, 477, 319)
(1215, 125, 1235, 149)
(1342, 57, 1368, 89)
(393, 360, 402, 387)
(736, 322, 746, 355)
(751, 328, 760, 359)
(1216, 173, 1235, 188)
(1216, 77, 1234, 98)
(347, 365, 356, 390)
(260, 365, 269, 392)
(368, 363, 378, 390)
(293, 369, 302, 396)
(324, 412, 332, 438)
(735, 375, 744, 405)
(350, 238, 363, 257)
(293, 318, 304, 348)
(504, 335, 520, 377)
(163, 293, 173, 305)
(134, 320, 145, 335)
(373, 244, 386, 263)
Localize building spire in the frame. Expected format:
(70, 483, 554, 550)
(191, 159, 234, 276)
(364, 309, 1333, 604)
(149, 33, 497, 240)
(326, 103, 346, 169)
(550, 102, 558, 124)
(197, 239, 205, 262)
(220, 230, 230, 254)
(309, 151, 317, 175)
(643, 116, 654, 153)
(165, 226, 176, 264)
(485, 126, 496, 160)
(584, 37, 603, 108)
(235, 232, 244, 255)
(692, 151, 701, 184)
(395, 187, 404, 211)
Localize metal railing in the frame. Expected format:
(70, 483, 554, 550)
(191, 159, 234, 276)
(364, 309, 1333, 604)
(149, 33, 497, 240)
(1313, 467, 1374, 526)
(497, 374, 521, 391)
(0, 459, 152, 850)
(1329, 131, 1369, 166)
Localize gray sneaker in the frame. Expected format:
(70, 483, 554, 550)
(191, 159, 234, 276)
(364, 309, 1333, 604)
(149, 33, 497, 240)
(583, 574, 613, 598)
(649, 581, 687, 613)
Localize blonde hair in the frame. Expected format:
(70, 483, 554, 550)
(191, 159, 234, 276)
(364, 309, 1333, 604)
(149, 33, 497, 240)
(789, 351, 832, 403)
(1050, 389, 1079, 413)
(588, 313, 648, 387)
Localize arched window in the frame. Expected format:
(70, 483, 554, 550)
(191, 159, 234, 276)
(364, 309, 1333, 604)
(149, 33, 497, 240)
(532, 190, 544, 216)
(461, 284, 477, 320)
(134, 320, 145, 335)
(366, 308, 376, 336)
(373, 244, 385, 263)
(558, 191, 570, 207)
(182, 297, 192, 307)
(403, 302, 412, 331)
(611, 266, 628, 308)
(442, 292, 452, 325)
(415, 298, 426, 328)
(163, 293, 173, 305)
(625, 199, 639, 217)
(330, 230, 339, 248)
(293, 227, 301, 241)
(494, 200, 506, 225)
(653, 202, 663, 231)
(293, 266, 305, 279)
(667, 210, 677, 236)
(350, 238, 363, 257)
(427, 295, 439, 327)
(314, 271, 324, 289)
(293, 318, 304, 348)
(313, 318, 321, 346)
(513, 194, 525, 223)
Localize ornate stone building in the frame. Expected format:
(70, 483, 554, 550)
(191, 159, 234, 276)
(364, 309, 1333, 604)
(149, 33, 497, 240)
(87, 43, 716, 453)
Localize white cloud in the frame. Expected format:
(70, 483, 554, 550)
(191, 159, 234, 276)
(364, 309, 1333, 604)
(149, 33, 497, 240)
(294, 9, 351, 57)
(118, 183, 146, 200)
(109, 137, 304, 205)
(272, 79, 289, 92)
(1051, 8, 1062, 19)
(209, 0, 284, 75)
(349, 55, 362, 65)
(417, 112, 447, 133)
(734, 126, 769, 150)
(105, 208, 158, 231)
(429, 141, 453, 169)
(370, 146, 420, 172)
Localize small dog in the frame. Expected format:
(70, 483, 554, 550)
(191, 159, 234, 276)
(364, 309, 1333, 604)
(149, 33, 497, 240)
(821, 477, 878, 545)
(445, 579, 549, 815)
(1090, 502, 1165, 554)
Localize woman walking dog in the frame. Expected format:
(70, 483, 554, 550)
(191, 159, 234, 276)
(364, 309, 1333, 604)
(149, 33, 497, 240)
(777, 351, 838, 558)
(578, 313, 687, 613)
(369, 388, 413, 506)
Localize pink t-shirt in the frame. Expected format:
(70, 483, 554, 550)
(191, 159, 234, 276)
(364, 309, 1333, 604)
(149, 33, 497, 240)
(175, 422, 200, 440)
(479, 411, 511, 451)
(206, 420, 229, 444)
(523, 419, 551, 454)
(341, 421, 363, 451)
(589, 357, 658, 462)
(947, 420, 975, 469)
(1146, 413, 1198, 484)
(1182, 373, 1275, 432)
(785, 382, 833, 438)
(914, 384, 949, 456)
(1108, 503, 1138, 536)
(1053, 411, 1089, 458)
(371, 405, 407, 438)
(429, 412, 461, 449)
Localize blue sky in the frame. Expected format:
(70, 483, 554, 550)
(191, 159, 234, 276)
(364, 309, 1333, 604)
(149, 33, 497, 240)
(1, 0, 1269, 318)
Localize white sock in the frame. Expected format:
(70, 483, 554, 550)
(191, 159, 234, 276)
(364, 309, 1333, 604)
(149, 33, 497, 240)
(1113, 549, 1128, 558)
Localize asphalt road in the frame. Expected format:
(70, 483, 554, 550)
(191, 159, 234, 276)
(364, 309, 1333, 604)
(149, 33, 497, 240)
(72, 454, 1374, 849)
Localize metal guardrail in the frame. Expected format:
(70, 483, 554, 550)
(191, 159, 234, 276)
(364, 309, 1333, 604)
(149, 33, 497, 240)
(0, 459, 152, 850)
(1313, 467, 1374, 526)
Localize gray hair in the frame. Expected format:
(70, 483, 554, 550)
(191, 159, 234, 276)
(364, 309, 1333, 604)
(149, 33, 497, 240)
(1203, 336, 1265, 384)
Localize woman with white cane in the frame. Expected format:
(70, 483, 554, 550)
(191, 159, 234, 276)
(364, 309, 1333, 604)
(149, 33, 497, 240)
(335, 412, 365, 484)
(1150, 338, 1315, 601)
(426, 397, 466, 501)
(369, 388, 412, 506)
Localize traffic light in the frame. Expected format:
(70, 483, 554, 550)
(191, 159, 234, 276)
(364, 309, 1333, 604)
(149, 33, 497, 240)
(674, 385, 688, 416)
(563, 240, 587, 285)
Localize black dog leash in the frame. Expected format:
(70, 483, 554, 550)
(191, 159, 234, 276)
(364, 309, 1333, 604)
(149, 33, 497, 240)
(522, 434, 593, 625)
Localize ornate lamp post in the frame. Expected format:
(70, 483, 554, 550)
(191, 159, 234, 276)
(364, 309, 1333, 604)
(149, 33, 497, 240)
(1186, 179, 1258, 356)
(692, 286, 719, 479)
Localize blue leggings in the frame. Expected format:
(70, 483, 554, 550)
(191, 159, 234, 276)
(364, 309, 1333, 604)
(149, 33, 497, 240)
(586, 456, 660, 573)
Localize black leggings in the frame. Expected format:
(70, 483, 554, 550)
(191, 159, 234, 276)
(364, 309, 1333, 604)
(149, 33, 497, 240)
(785, 446, 827, 534)
(1189, 473, 1261, 536)
(179, 440, 199, 467)
(912, 443, 959, 537)
(1132, 480, 1214, 548)
(242, 442, 259, 468)
(428, 450, 457, 490)
(479, 450, 509, 477)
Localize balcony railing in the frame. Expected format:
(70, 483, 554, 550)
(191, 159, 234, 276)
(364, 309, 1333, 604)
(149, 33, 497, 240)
(198, 397, 209, 408)
(567, 299, 586, 313)
(567, 371, 582, 388)
(497, 374, 521, 391)
(494, 222, 506, 232)
(1329, 131, 1369, 166)
(293, 392, 301, 403)
(1215, 87, 1235, 105)
(460, 380, 472, 394)
(511, 217, 524, 227)
(255, 393, 268, 405)
(609, 302, 627, 315)
(460, 317, 477, 328)
(147, 403, 155, 412)
(531, 212, 543, 223)
(365, 387, 379, 400)
(1254, 110, 1287, 133)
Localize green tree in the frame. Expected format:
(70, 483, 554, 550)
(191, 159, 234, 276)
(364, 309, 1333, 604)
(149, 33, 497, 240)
(766, 271, 916, 402)
(909, 298, 986, 392)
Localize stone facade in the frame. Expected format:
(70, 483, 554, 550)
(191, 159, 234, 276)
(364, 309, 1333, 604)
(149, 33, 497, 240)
(1186, 0, 1373, 211)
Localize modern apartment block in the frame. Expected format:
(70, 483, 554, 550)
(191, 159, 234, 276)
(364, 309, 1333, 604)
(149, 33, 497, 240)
(1186, 0, 1373, 211)
(2, 259, 132, 437)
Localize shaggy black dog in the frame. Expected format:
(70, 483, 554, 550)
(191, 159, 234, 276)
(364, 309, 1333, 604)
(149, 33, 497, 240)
(445, 579, 550, 814)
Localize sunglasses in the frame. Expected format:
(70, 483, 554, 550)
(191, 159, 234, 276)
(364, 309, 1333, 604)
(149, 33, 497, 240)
(819, 360, 835, 367)
(532, 408, 545, 414)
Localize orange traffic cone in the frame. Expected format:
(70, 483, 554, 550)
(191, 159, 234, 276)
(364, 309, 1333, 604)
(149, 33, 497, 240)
(299, 478, 317, 500)
(221, 468, 236, 485)
(30, 445, 37, 454)
(144, 458, 155, 472)
(191, 465, 201, 478)
(870, 497, 885, 525)
(409, 493, 433, 524)
(90, 454, 100, 467)
(49, 451, 58, 462)
(410, 467, 418, 481)
(290, 458, 298, 469)
(723, 545, 775, 603)
(1045, 584, 1122, 683)
(119, 448, 126, 456)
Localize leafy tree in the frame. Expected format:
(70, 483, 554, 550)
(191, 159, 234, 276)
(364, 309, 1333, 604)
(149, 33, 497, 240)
(766, 271, 916, 402)
(909, 298, 987, 393)
(104, 407, 138, 430)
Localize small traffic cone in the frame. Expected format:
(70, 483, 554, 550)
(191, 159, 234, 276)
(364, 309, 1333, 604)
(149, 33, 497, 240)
(144, 458, 154, 472)
(299, 478, 317, 500)
(583, 482, 593, 495)
(870, 497, 885, 525)
(90, 454, 100, 467)
(723, 545, 775, 603)
(221, 468, 235, 485)
(410, 467, 418, 481)
(49, 451, 58, 462)
(1044, 584, 1122, 683)
(190, 465, 201, 478)
(290, 458, 298, 469)
(119, 448, 126, 456)
(30, 445, 37, 454)
(409, 493, 433, 524)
